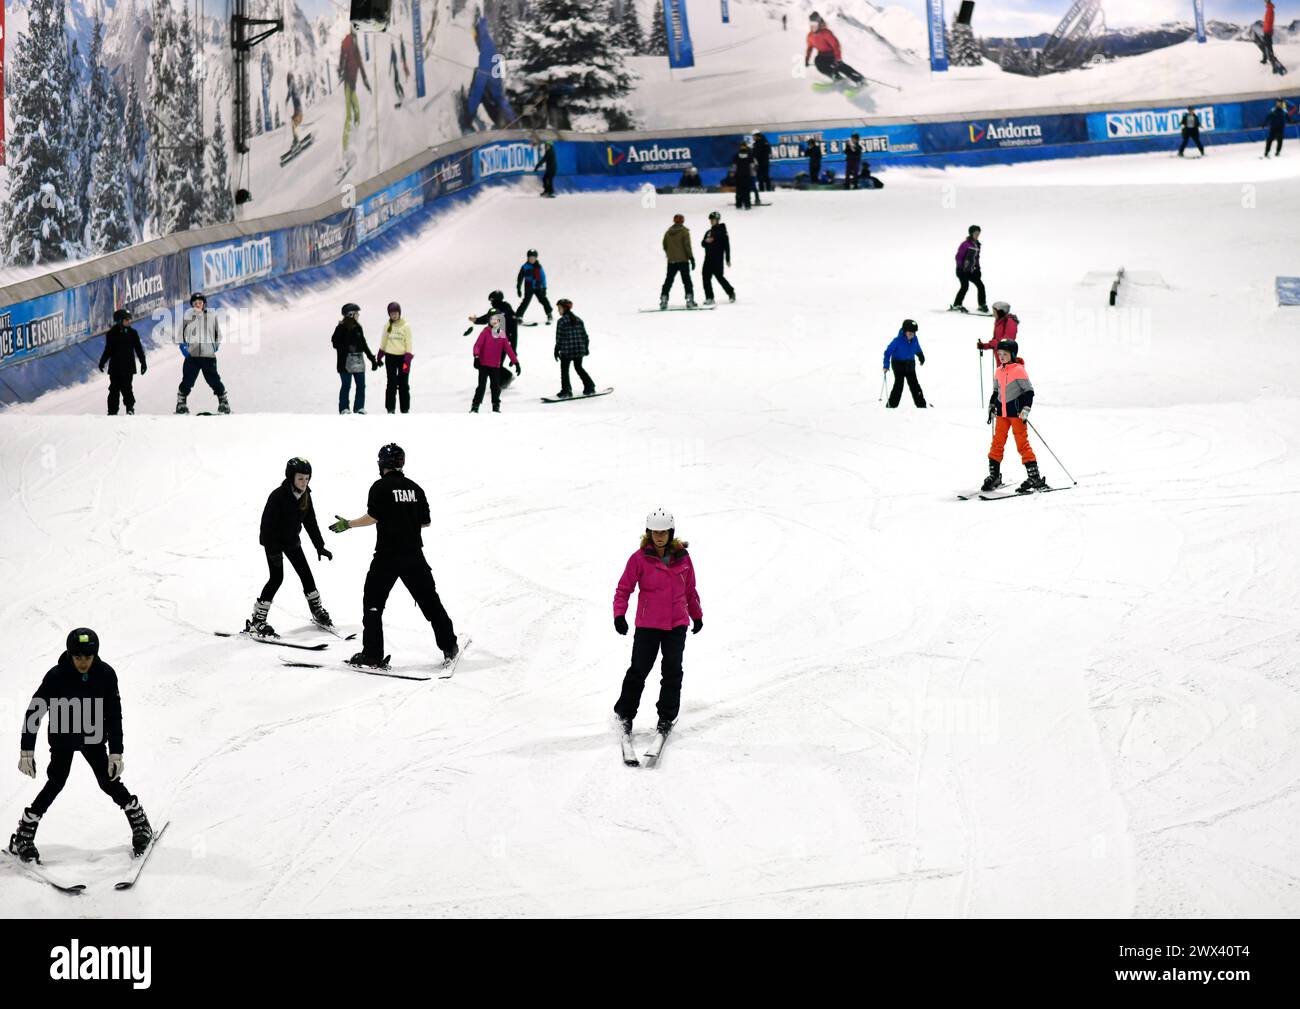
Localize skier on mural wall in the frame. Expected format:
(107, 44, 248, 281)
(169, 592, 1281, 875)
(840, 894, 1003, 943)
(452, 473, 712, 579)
(457, 9, 515, 131)
(339, 26, 373, 154)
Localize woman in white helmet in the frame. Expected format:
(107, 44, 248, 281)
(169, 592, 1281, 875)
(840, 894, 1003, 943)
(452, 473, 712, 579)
(612, 508, 704, 738)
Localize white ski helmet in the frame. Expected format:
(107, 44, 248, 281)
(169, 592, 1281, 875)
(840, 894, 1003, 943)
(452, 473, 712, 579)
(645, 508, 675, 532)
(991, 300, 1011, 314)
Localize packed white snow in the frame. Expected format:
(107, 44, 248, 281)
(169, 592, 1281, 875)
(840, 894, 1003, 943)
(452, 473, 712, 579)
(2, 140, 1299, 917)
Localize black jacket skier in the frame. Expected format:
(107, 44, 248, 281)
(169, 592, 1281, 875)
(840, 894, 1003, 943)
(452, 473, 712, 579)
(752, 133, 772, 190)
(332, 316, 378, 373)
(98, 321, 147, 376)
(260, 479, 327, 553)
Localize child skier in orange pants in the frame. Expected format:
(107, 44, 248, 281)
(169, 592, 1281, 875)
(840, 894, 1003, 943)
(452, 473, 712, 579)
(982, 339, 1048, 493)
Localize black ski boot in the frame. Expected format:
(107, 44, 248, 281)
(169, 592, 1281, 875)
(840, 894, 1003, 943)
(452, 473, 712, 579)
(347, 651, 388, 669)
(124, 797, 153, 857)
(981, 459, 1002, 492)
(655, 719, 674, 736)
(1018, 461, 1049, 494)
(175, 393, 189, 415)
(616, 715, 634, 737)
(8, 808, 41, 863)
(217, 394, 232, 415)
(306, 591, 332, 629)
(245, 599, 277, 638)
(441, 642, 460, 667)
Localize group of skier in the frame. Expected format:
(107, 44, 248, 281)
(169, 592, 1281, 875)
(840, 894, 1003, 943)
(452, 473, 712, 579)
(659, 212, 738, 309)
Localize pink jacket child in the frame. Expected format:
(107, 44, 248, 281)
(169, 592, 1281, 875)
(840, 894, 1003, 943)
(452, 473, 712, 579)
(614, 539, 704, 631)
(469, 317, 521, 413)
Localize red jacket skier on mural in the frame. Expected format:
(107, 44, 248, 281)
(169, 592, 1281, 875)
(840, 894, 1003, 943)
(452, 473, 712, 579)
(804, 12, 866, 86)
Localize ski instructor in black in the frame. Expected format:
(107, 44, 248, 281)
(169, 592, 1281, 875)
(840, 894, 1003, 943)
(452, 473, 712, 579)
(329, 443, 459, 669)
(10, 628, 155, 863)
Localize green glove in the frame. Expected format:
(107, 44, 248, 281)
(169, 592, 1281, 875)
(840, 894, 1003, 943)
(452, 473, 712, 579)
(329, 515, 350, 534)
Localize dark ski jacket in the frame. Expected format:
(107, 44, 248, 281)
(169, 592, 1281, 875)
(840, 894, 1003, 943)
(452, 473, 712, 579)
(22, 653, 124, 752)
(516, 261, 547, 292)
(331, 317, 377, 373)
(732, 148, 754, 179)
(701, 223, 731, 264)
(1266, 105, 1289, 130)
(260, 478, 326, 553)
(1181, 112, 1201, 131)
(845, 140, 863, 173)
(956, 237, 981, 275)
(536, 144, 557, 174)
(98, 323, 147, 375)
(752, 135, 771, 168)
(554, 313, 590, 357)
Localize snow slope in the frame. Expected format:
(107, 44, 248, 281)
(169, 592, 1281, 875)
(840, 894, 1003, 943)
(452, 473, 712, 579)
(2, 142, 1300, 917)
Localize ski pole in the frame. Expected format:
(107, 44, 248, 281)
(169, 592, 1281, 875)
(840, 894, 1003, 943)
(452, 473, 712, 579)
(978, 348, 984, 408)
(1025, 418, 1077, 485)
(879, 370, 887, 403)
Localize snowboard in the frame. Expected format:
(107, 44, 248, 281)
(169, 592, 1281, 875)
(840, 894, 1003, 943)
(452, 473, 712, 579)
(540, 387, 613, 404)
(638, 305, 718, 313)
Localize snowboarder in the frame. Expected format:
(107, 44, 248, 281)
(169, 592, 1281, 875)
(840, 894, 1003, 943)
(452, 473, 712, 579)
(553, 298, 597, 398)
(883, 319, 927, 409)
(332, 303, 379, 414)
(98, 308, 147, 416)
(10, 629, 155, 863)
(1178, 107, 1205, 156)
(752, 131, 773, 192)
(458, 12, 515, 131)
(176, 292, 231, 415)
(515, 250, 553, 323)
(246, 458, 334, 638)
(376, 302, 413, 414)
(612, 509, 703, 737)
(1264, 97, 1291, 156)
(805, 136, 822, 184)
(982, 339, 1047, 493)
(805, 12, 866, 85)
(951, 226, 987, 313)
(660, 214, 696, 309)
(678, 164, 704, 189)
(329, 444, 460, 668)
(285, 71, 304, 150)
(339, 26, 372, 153)
(700, 211, 735, 306)
(733, 140, 754, 209)
(470, 309, 521, 412)
(844, 133, 864, 189)
(977, 301, 1019, 351)
(536, 141, 557, 197)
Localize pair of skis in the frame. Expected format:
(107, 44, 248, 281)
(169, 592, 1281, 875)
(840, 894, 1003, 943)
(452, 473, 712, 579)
(957, 485, 1072, 501)
(281, 636, 472, 682)
(3, 821, 169, 894)
(620, 727, 670, 768)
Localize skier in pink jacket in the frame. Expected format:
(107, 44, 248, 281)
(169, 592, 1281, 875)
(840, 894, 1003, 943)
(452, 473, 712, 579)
(612, 508, 703, 736)
(470, 309, 521, 413)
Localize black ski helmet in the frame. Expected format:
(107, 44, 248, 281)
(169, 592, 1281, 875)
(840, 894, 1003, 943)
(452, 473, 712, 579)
(113, 307, 132, 324)
(901, 319, 919, 333)
(66, 627, 100, 657)
(489, 290, 505, 304)
(996, 338, 1018, 359)
(526, 249, 538, 257)
(341, 303, 360, 317)
(708, 211, 721, 221)
(190, 292, 207, 305)
(377, 443, 405, 472)
(285, 456, 312, 481)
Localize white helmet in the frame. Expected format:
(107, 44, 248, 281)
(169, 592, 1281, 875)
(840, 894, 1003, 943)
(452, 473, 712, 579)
(645, 508, 675, 532)
(991, 300, 1010, 314)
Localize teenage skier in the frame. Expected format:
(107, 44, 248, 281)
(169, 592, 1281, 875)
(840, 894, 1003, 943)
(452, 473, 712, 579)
(470, 291, 519, 389)
(1264, 97, 1290, 157)
(951, 226, 987, 314)
(515, 250, 553, 324)
(844, 133, 864, 189)
(660, 214, 696, 309)
(752, 131, 773, 192)
(332, 303, 379, 414)
(99, 308, 147, 416)
(176, 292, 231, 415)
(1179, 107, 1205, 156)
(245, 457, 333, 638)
(470, 309, 521, 413)
(612, 509, 703, 739)
(805, 11, 866, 85)
(553, 298, 597, 398)
(376, 302, 413, 414)
(10, 629, 155, 862)
(329, 443, 460, 669)
(982, 339, 1047, 493)
(977, 301, 1019, 351)
(882, 319, 927, 409)
(536, 141, 557, 197)
(733, 141, 754, 210)
(700, 211, 735, 306)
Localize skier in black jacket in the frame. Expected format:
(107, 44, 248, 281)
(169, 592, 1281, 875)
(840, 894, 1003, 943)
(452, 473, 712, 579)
(732, 141, 754, 209)
(844, 134, 864, 189)
(700, 211, 735, 305)
(246, 457, 333, 638)
(536, 140, 557, 197)
(10, 628, 154, 862)
(329, 443, 460, 669)
(332, 303, 379, 414)
(98, 308, 147, 415)
(1264, 98, 1291, 157)
(1178, 107, 1205, 157)
(805, 137, 822, 184)
(752, 132, 773, 192)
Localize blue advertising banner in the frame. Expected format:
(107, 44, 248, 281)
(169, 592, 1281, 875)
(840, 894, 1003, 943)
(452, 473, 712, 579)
(473, 141, 538, 181)
(664, 0, 696, 69)
(412, 0, 427, 98)
(1087, 104, 1222, 142)
(586, 136, 718, 175)
(0, 288, 91, 369)
(923, 114, 1089, 154)
(766, 125, 923, 161)
(189, 233, 288, 296)
(86, 253, 189, 336)
(355, 174, 427, 244)
(721, 0, 729, 25)
(422, 152, 472, 199)
(927, 0, 948, 72)
(1193, 0, 1206, 43)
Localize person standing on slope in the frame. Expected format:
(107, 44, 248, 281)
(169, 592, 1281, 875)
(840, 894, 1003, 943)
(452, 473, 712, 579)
(612, 509, 703, 738)
(470, 291, 520, 389)
(752, 131, 773, 192)
(844, 133, 864, 189)
(982, 339, 1048, 493)
(951, 225, 987, 314)
(469, 309, 521, 413)
(1178, 107, 1205, 157)
(553, 298, 597, 398)
(10, 629, 155, 863)
(660, 214, 697, 309)
(515, 250, 553, 324)
(376, 302, 414, 414)
(805, 136, 823, 184)
(329, 444, 461, 670)
(332, 303, 379, 415)
(732, 140, 754, 210)
(977, 301, 1018, 352)
(805, 11, 866, 85)
(700, 211, 735, 306)
(1264, 97, 1292, 157)
(536, 141, 557, 197)
(99, 308, 147, 416)
(882, 319, 927, 409)
(246, 457, 334, 638)
(176, 292, 231, 415)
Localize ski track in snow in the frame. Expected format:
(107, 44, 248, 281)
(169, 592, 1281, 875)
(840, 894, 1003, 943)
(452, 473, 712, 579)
(3, 142, 1300, 916)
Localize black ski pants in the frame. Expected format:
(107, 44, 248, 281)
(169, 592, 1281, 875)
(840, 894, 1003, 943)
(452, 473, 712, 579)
(559, 355, 595, 395)
(384, 356, 411, 413)
(735, 175, 752, 209)
(261, 544, 316, 601)
(809, 152, 821, 182)
(1265, 126, 1285, 157)
(361, 550, 457, 657)
(702, 258, 734, 300)
(472, 364, 503, 410)
(517, 287, 552, 320)
(1179, 128, 1204, 155)
(954, 268, 986, 309)
(31, 745, 132, 815)
(614, 626, 688, 725)
(661, 262, 694, 299)
(107, 372, 136, 414)
(756, 161, 772, 191)
(887, 359, 926, 408)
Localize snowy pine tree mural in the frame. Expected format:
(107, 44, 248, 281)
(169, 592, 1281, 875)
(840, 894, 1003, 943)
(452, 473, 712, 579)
(949, 19, 983, 67)
(206, 106, 236, 226)
(617, 0, 645, 56)
(123, 73, 149, 243)
(147, 0, 205, 239)
(0, 0, 82, 265)
(509, 0, 638, 131)
(86, 87, 134, 255)
(647, 1, 668, 57)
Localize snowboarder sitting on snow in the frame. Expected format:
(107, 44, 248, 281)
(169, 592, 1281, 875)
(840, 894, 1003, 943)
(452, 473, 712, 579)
(246, 457, 333, 639)
(10, 628, 154, 863)
(332, 303, 379, 415)
(983, 339, 1047, 493)
(99, 307, 147, 416)
(612, 509, 703, 738)
(678, 164, 704, 189)
(977, 301, 1018, 351)
(883, 319, 927, 409)
(661, 214, 696, 309)
(553, 298, 597, 398)
(470, 309, 521, 413)
(805, 12, 866, 85)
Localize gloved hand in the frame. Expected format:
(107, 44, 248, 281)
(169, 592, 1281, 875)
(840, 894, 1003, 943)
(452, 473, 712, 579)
(318, 546, 333, 561)
(99, 362, 106, 373)
(376, 350, 385, 363)
(473, 356, 480, 368)
(467, 314, 478, 323)
(180, 344, 190, 358)
(689, 260, 696, 270)
(371, 358, 380, 371)
(19, 751, 35, 778)
(107, 753, 124, 780)
(402, 353, 413, 370)
(140, 362, 147, 374)
(987, 393, 998, 425)
(516, 288, 522, 298)
(554, 348, 560, 361)
(614, 615, 628, 635)
(883, 367, 889, 374)
(513, 361, 522, 377)
(976, 340, 985, 350)
(329, 515, 350, 534)
(917, 354, 925, 366)
(692, 618, 703, 635)
(1019, 408, 1031, 423)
